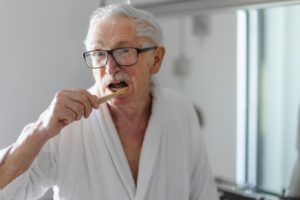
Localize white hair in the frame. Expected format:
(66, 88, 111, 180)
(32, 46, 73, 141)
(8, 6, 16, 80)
(84, 3, 163, 49)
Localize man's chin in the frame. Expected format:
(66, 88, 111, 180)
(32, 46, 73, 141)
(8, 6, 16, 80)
(107, 96, 129, 107)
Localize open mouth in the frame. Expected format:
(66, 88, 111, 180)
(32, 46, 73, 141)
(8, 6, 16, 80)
(108, 81, 128, 92)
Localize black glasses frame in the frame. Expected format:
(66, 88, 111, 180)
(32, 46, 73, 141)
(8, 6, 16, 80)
(83, 46, 158, 69)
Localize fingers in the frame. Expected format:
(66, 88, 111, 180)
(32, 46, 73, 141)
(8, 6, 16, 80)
(66, 89, 99, 118)
(63, 99, 85, 120)
(56, 105, 77, 126)
(35, 89, 98, 140)
(55, 89, 99, 120)
(85, 91, 99, 109)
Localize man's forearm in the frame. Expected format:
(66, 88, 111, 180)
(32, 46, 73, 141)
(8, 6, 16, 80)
(0, 89, 98, 189)
(0, 123, 48, 189)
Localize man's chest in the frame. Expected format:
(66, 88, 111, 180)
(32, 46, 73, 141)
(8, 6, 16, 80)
(118, 131, 145, 184)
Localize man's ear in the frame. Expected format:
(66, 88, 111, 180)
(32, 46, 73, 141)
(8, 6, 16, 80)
(150, 46, 165, 74)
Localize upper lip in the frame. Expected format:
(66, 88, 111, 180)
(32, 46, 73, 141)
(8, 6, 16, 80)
(106, 80, 121, 87)
(106, 80, 128, 89)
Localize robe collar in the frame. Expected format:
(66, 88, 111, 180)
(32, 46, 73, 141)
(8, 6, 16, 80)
(92, 78, 165, 200)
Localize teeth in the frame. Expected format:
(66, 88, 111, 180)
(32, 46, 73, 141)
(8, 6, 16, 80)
(108, 81, 127, 89)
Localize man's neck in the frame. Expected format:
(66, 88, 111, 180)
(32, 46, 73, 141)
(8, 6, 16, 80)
(108, 95, 152, 136)
(108, 95, 153, 185)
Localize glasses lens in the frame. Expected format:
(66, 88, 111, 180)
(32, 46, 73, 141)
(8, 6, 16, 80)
(84, 51, 107, 68)
(113, 48, 137, 66)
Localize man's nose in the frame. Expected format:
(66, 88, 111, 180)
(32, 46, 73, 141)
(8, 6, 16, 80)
(105, 55, 120, 75)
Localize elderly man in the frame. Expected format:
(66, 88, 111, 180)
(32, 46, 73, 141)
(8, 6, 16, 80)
(0, 3, 219, 200)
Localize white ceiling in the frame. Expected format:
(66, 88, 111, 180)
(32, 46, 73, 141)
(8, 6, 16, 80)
(133, 0, 300, 16)
(131, 0, 175, 4)
(103, 0, 176, 5)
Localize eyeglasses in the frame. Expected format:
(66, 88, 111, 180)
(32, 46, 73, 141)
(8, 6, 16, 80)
(83, 46, 158, 69)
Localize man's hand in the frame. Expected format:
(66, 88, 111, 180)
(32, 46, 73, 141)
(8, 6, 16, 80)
(35, 89, 99, 141)
(0, 89, 99, 189)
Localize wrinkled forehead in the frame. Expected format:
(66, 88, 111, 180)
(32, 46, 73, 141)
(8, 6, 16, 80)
(87, 16, 137, 49)
(86, 15, 153, 50)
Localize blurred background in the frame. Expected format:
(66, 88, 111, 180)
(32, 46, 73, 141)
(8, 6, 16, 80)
(0, 0, 300, 199)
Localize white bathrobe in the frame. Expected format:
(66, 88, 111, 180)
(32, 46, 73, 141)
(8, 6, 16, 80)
(0, 82, 219, 200)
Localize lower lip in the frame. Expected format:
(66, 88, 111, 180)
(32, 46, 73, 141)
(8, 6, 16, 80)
(108, 87, 129, 95)
(109, 88, 119, 93)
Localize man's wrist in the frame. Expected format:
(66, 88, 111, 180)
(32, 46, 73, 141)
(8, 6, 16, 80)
(29, 120, 53, 146)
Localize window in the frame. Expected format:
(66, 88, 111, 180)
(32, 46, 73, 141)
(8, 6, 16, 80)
(244, 4, 300, 195)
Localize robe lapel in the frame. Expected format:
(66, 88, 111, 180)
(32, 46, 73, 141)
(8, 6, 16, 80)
(96, 103, 136, 200)
(91, 80, 165, 200)
(135, 84, 165, 200)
